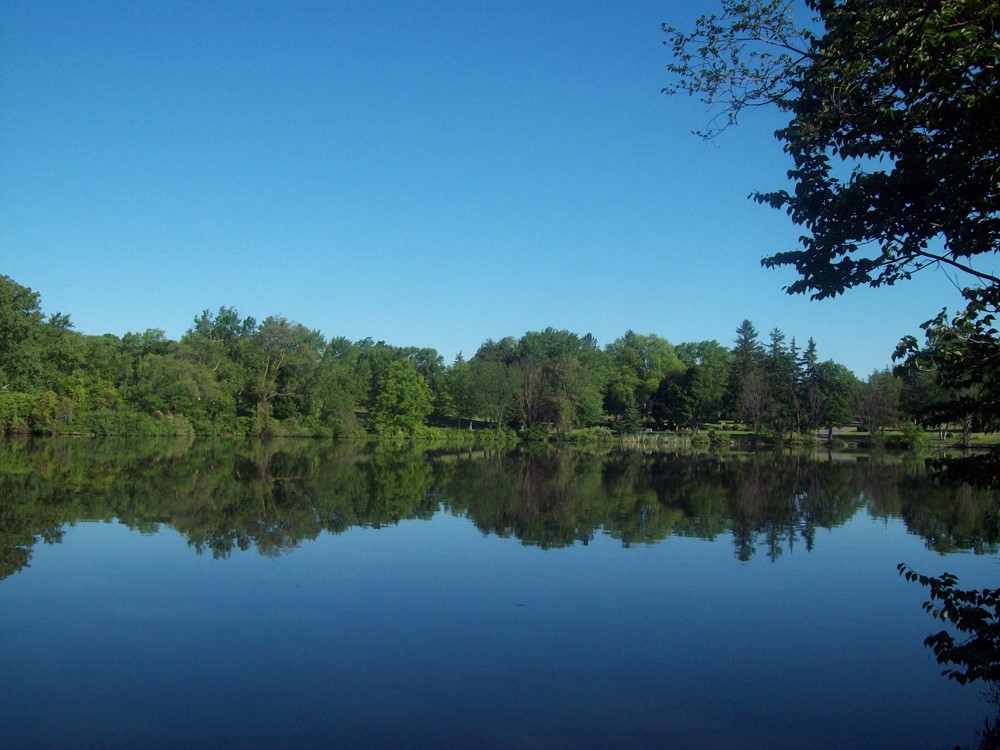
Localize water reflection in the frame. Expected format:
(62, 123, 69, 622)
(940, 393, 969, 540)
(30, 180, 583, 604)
(2, 438, 997, 579)
(3, 438, 1000, 749)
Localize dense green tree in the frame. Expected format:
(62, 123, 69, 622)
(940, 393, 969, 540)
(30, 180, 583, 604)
(127, 347, 231, 429)
(317, 336, 368, 405)
(856, 369, 901, 437)
(727, 319, 765, 414)
(309, 339, 364, 436)
(544, 353, 605, 429)
(80, 335, 127, 385)
(191, 306, 258, 344)
(0, 275, 46, 392)
(513, 328, 608, 429)
(764, 328, 798, 437)
(651, 375, 687, 430)
(604, 369, 640, 425)
(122, 328, 169, 376)
(518, 328, 585, 363)
(247, 316, 324, 422)
(182, 307, 259, 416)
(121, 329, 171, 411)
(659, 341, 734, 433)
(895, 304, 1000, 446)
(469, 359, 521, 429)
(401, 347, 447, 417)
(369, 360, 433, 437)
(354, 338, 405, 409)
(605, 331, 684, 422)
(814, 360, 857, 439)
(474, 336, 519, 365)
(31, 312, 84, 394)
(446, 354, 477, 428)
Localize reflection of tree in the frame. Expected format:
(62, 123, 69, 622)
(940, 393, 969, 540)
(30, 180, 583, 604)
(444, 450, 607, 548)
(0, 492, 64, 579)
(601, 451, 694, 546)
(365, 445, 438, 526)
(1, 439, 997, 573)
(897, 476, 1000, 555)
(719, 454, 866, 562)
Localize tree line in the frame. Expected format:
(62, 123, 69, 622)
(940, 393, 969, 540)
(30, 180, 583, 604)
(0, 274, 969, 441)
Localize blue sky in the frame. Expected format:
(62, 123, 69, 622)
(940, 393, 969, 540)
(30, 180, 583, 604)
(0, 0, 968, 377)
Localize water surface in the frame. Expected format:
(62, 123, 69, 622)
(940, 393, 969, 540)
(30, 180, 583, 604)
(1, 438, 997, 749)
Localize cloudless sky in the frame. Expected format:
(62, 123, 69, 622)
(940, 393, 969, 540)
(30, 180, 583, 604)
(1, 0, 969, 377)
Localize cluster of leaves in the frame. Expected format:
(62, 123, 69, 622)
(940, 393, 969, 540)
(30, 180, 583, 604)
(665, 0, 998, 297)
(898, 566, 1000, 750)
(757, 1, 1000, 300)
(898, 564, 1000, 686)
(662, 0, 813, 139)
(896, 286, 1000, 443)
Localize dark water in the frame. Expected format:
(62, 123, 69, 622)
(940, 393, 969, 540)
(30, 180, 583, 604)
(1, 438, 998, 749)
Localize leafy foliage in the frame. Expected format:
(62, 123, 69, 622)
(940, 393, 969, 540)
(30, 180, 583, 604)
(369, 360, 433, 437)
(895, 287, 1000, 438)
(898, 564, 1000, 686)
(755, 0, 1000, 300)
(855, 369, 901, 437)
(662, 0, 812, 139)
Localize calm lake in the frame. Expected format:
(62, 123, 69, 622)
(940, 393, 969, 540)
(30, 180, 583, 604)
(1, 438, 998, 749)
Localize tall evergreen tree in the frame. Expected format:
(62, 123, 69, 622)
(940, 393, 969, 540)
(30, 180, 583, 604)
(728, 319, 765, 418)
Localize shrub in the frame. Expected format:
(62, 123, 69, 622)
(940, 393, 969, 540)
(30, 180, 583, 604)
(0, 392, 33, 434)
(899, 422, 931, 453)
(523, 424, 551, 443)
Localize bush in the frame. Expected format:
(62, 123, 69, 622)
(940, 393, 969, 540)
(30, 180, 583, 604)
(899, 422, 931, 453)
(0, 392, 33, 434)
(522, 424, 551, 443)
(80, 410, 194, 436)
(161, 414, 196, 437)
